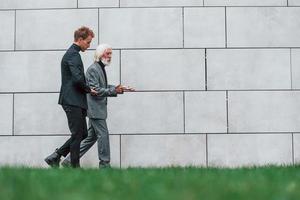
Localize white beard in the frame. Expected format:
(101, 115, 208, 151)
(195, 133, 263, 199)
(101, 58, 111, 66)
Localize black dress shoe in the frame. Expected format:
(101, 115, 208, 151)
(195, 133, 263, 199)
(44, 150, 61, 167)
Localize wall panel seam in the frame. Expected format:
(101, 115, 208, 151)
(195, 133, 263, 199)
(292, 133, 295, 165)
(290, 48, 293, 89)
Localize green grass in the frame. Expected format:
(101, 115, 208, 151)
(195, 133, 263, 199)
(1, 166, 300, 200)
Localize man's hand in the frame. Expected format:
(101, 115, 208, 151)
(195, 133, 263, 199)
(90, 88, 98, 96)
(115, 85, 124, 94)
(121, 85, 135, 92)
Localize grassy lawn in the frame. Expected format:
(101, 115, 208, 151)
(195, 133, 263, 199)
(1, 166, 300, 200)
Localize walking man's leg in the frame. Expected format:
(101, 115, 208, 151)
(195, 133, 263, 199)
(45, 105, 87, 168)
(62, 119, 97, 167)
(93, 119, 110, 168)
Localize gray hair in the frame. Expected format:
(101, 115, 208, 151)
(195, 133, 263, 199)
(94, 44, 112, 62)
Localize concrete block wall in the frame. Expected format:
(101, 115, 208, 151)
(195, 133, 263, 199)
(0, 0, 299, 168)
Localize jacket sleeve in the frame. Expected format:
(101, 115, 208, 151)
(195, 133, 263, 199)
(68, 53, 91, 93)
(86, 67, 117, 97)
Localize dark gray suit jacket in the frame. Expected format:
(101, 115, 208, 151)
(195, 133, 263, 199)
(58, 44, 91, 109)
(86, 62, 117, 119)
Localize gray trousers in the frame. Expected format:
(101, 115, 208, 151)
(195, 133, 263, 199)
(65, 118, 110, 163)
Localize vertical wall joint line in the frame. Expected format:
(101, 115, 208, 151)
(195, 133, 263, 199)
(119, 0, 121, 8)
(205, 49, 207, 91)
(290, 48, 293, 89)
(77, 0, 79, 8)
(292, 133, 295, 165)
(182, 7, 185, 48)
(119, 50, 122, 85)
(287, 0, 289, 6)
(183, 91, 186, 134)
(14, 10, 16, 51)
(206, 134, 208, 167)
(225, 7, 227, 48)
(226, 90, 229, 133)
(119, 135, 122, 169)
(12, 93, 15, 136)
(98, 9, 100, 45)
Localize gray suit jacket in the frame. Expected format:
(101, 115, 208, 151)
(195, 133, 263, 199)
(86, 62, 117, 119)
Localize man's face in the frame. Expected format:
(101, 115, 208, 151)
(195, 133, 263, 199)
(78, 35, 93, 52)
(101, 48, 112, 65)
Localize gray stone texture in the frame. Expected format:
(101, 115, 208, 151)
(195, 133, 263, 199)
(16, 9, 98, 50)
(1, 1, 300, 168)
(205, 0, 286, 6)
(227, 7, 300, 47)
(14, 93, 69, 135)
(228, 91, 300, 133)
(99, 8, 183, 48)
(208, 134, 293, 167)
(121, 49, 205, 90)
(0, 11, 14, 51)
(291, 49, 300, 89)
(121, 134, 206, 167)
(0, 50, 102, 93)
(289, 0, 300, 5)
(0, 51, 63, 92)
(185, 91, 227, 133)
(0, 0, 76, 9)
(184, 7, 225, 48)
(207, 49, 291, 90)
(0, 135, 120, 167)
(107, 92, 184, 134)
(78, 0, 119, 7)
(0, 95, 13, 135)
(120, 0, 203, 7)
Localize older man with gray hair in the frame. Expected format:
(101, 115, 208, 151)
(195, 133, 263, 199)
(62, 44, 133, 168)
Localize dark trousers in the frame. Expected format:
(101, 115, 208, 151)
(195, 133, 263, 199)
(57, 105, 88, 167)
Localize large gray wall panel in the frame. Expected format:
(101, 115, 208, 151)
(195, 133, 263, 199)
(227, 7, 300, 47)
(207, 49, 291, 90)
(78, 0, 119, 8)
(289, 0, 300, 5)
(107, 92, 184, 134)
(120, 0, 203, 7)
(0, 51, 63, 92)
(0, 11, 14, 51)
(0, 0, 76, 9)
(14, 93, 68, 135)
(208, 134, 293, 167)
(291, 49, 300, 89)
(121, 134, 206, 167)
(228, 91, 300, 133)
(0, 94, 13, 135)
(121, 49, 205, 90)
(184, 7, 225, 48)
(0, 135, 120, 167)
(0, 136, 68, 167)
(16, 9, 98, 50)
(185, 91, 227, 133)
(99, 8, 183, 48)
(204, 0, 286, 6)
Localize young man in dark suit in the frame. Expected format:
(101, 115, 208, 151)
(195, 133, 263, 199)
(45, 26, 97, 168)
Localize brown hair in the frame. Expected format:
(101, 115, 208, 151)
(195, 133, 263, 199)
(74, 26, 95, 41)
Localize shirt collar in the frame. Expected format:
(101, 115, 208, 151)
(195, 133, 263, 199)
(72, 43, 81, 52)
